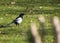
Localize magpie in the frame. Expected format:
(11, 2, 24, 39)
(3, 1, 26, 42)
(7, 13, 24, 26)
(0, 13, 24, 28)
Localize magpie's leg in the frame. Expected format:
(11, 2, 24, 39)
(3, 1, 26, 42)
(16, 24, 19, 26)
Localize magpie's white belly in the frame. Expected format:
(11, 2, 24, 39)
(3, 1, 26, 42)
(16, 17, 22, 23)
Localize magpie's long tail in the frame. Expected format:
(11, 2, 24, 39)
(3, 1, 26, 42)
(0, 21, 14, 28)
(6, 21, 14, 26)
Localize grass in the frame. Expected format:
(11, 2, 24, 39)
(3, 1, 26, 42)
(0, 14, 40, 43)
(0, 1, 60, 43)
(0, 14, 60, 43)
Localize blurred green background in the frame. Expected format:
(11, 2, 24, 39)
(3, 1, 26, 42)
(0, 0, 60, 43)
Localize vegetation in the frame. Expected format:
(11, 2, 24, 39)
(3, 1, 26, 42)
(0, 0, 60, 43)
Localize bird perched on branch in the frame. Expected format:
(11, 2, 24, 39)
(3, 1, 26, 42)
(7, 13, 24, 26)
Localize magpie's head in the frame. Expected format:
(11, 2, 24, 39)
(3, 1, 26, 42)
(19, 13, 24, 17)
